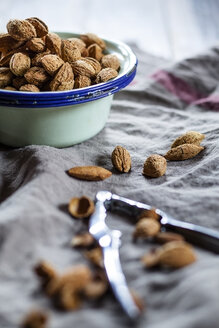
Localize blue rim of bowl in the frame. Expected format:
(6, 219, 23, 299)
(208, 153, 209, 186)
(0, 35, 137, 108)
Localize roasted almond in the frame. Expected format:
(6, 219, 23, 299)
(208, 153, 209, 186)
(143, 154, 167, 178)
(171, 131, 205, 148)
(26, 37, 45, 53)
(74, 75, 91, 89)
(45, 33, 62, 56)
(164, 144, 204, 161)
(41, 54, 64, 76)
(61, 40, 81, 63)
(81, 33, 106, 49)
(133, 218, 161, 239)
(26, 17, 48, 37)
(50, 62, 74, 91)
(68, 166, 112, 181)
(10, 52, 31, 77)
(101, 54, 120, 70)
(24, 66, 49, 87)
(7, 19, 37, 41)
(0, 67, 13, 88)
(111, 145, 131, 173)
(95, 67, 118, 83)
(19, 84, 40, 92)
(87, 43, 103, 61)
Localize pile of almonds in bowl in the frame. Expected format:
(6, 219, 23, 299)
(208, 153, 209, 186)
(0, 18, 120, 92)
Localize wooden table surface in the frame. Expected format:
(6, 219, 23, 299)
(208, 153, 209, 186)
(1, 0, 219, 61)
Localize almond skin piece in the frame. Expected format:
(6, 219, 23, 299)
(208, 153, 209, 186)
(46, 33, 62, 56)
(74, 75, 91, 89)
(101, 54, 120, 71)
(7, 19, 37, 41)
(171, 131, 205, 148)
(96, 68, 118, 83)
(41, 54, 64, 76)
(0, 67, 13, 88)
(26, 17, 48, 37)
(20, 84, 40, 92)
(165, 144, 204, 161)
(61, 40, 81, 63)
(111, 145, 131, 173)
(24, 66, 49, 87)
(26, 37, 45, 53)
(21, 310, 48, 328)
(72, 59, 95, 78)
(68, 166, 112, 181)
(68, 196, 95, 219)
(142, 241, 197, 269)
(50, 62, 74, 91)
(81, 33, 106, 49)
(87, 43, 103, 61)
(10, 52, 31, 77)
(133, 218, 161, 239)
(143, 154, 167, 178)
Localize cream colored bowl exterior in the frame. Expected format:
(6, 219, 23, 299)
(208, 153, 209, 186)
(0, 95, 112, 147)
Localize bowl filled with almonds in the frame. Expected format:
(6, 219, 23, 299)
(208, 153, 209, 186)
(0, 18, 137, 147)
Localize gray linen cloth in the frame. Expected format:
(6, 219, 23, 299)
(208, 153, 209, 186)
(0, 46, 219, 328)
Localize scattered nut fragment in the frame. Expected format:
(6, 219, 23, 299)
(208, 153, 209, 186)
(111, 145, 131, 173)
(81, 33, 106, 49)
(143, 154, 167, 178)
(20, 84, 40, 92)
(26, 38, 45, 53)
(45, 33, 61, 56)
(41, 54, 64, 76)
(138, 208, 160, 221)
(21, 309, 48, 328)
(142, 241, 197, 269)
(68, 166, 112, 181)
(26, 17, 48, 37)
(71, 232, 95, 248)
(72, 59, 96, 77)
(7, 19, 37, 41)
(84, 247, 103, 268)
(68, 196, 95, 219)
(84, 271, 108, 300)
(87, 43, 103, 61)
(74, 75, 91, 89)
(50, 62, 74, 91)
(164, 144, 204, 161)
(10, 52, 31, 77)
(133, 218, 161, 239)
(24, 66, 49, 87)
(96, 67, 118, 83)
(171, 131, 205, 148)
(61, 40, 81, 63)
(34, 260, 57, 284)
(155, 232, 185, 244)
(0, 67, 13, 88)
(101, 54, 120, 71)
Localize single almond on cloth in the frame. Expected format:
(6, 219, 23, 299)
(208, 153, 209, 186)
(41, 54, 64, 76)
(74, 75, 91, 89)
(0, 67, 13, 88)
(171, 131, 205, 148)
(155, 232, 185, 244)
(165, 144, 204, 161)
(71, 59, 96, 77)
(26, 37, 45, 53)
(7, 19, 37, 41)
(71, 232, 95, 248)
(45, 33, 62, 56)
(101, 54, 120, 71)
(24, 66, 49, 87)
(95, 67, 118, 83)
(133, 218, 161, 239)
(111, 145, 131, 173)
(26, 17, 48, 37)
(68, 196, 95, 219)
(87, 43, 103, 61)
(68, 166, 112, 181)
(61, 40, 81, 63)
(21, 309, 48, 328)
(80, 33, 106, 49)
(20, 84, 40, 92)
(143, 154, 167, 178)
(10, 52, 31, 77)
(142, 241, 197, 269)
(50, 62, 74, 91)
